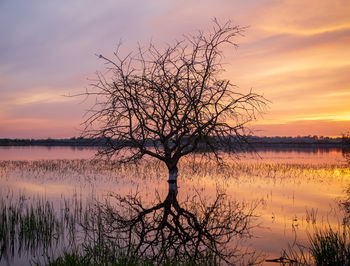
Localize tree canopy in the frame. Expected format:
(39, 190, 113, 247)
(82, 20, 266, 182)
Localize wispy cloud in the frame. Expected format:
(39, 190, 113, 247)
(0, 0, 349, 137)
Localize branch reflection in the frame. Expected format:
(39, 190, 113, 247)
(85, 184, 261, 265)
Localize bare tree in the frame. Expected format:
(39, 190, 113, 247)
(82, 20, 266, 189)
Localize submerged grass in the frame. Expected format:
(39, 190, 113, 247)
(1, 159, 349, 183)
(0, 196, 61, 258)
(0, 194, 249, 265)
(39, 250, 222, 266)
(0, 191, 97, 264)
(309, 225, 350, 264)
(1, 159, 350, 265)
(283, 223, 350, 265)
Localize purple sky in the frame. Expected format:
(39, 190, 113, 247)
(1, 0, 349, 138)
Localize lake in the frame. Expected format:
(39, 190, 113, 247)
(0, 146, 350, 265)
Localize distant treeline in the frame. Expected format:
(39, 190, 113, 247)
(0, 137, 98, 146)
(248, 136, 346, 152)
(0, 136, 348, 147)
(249, 136, 343, 145)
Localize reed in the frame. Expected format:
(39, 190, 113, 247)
(0, 195, 245, 265)
(0, 194, 88, 263)
(1, 158, 349, 265)
(39, 249, 222, 266)
(282, 223, 350, 265)
(308, 224, 350, 265)
(0, 196, 59, 257)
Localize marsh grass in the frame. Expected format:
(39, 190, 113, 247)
(309, 225, 350, 264)
(1, 158, 350, 265)
(1, 159, 349, 184)
(282, 223, 350, 265)
(305, 208, 318, 225)
(39, 248, 222, 266)
(0, 196, 60, 258)
(0, 194, 89, 264)
(0, 193, 255, 265)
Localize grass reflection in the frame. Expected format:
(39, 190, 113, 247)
(0, 187, 262, 265)
(0, 156, 349, 264)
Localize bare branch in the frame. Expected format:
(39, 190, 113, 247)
(81, 20, 267, 173)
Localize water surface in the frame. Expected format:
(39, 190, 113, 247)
(0, 146, 349, 264)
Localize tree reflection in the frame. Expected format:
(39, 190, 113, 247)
(340, 185, 350, 225)
(85, 183, 260, 265)
(342, 147, 350, 165)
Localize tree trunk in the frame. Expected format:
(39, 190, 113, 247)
(168, 165, 178, 196)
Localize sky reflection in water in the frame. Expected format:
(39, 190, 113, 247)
(0, 146, 349, 262)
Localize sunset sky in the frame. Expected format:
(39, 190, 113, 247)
(0, 0, 349, 138)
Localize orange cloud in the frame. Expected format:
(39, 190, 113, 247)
(253, 0, 350, 35)
(1, 0, 349, 138)
(0, 117, 79, 139)
(223, 1, 350, 136)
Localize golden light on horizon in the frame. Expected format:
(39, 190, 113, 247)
(261, 24, 350, 36)
(0, 0, 349, 138)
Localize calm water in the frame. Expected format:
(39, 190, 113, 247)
(0, 146, 96, 160)
(0, 145, 346, 163)
(1, 146, 350, 265)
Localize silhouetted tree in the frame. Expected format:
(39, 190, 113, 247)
(82, 20, 266, 189)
